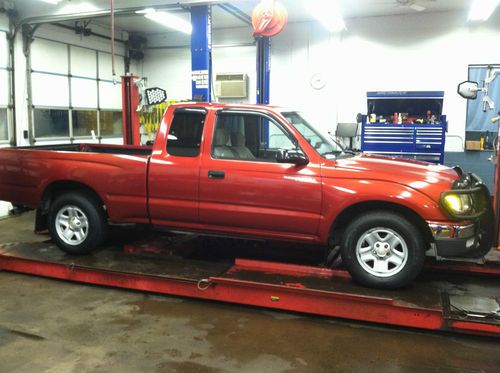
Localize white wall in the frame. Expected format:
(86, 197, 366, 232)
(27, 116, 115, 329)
(142, 10, 500, 151)
(333, 12, 500, 151)
(273, 11, 500, 151)
(142, 47, 192, 100)
(142, 27, 257, 103)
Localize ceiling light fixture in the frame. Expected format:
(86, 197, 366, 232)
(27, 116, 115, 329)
(135, 8, 156, 15)
(38, 0, 62, 4)
(305, 0, 345, 33)
(140, 9, 192, 34)
(468, 0, 499, 21)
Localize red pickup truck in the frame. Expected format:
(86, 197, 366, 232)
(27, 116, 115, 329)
(0, 103, 493, 288)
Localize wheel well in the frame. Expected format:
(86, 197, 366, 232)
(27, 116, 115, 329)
(330, 201, 433, 247)
(40, 181, 105, 212)
(36, 181, 106, 231)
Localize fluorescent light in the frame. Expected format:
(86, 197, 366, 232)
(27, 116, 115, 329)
(57, 2, 99, 14)
(305, 0, 345, 32)
(468, 0, 499, 21)
(38, 0, 62, 4)
(135, 8, 156, 15)
(143, 10, 192, 34)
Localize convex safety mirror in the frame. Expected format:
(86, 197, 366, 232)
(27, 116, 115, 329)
(457, 81, 479, 100)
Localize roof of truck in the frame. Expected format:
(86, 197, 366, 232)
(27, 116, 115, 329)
(169, 102, 291, 112)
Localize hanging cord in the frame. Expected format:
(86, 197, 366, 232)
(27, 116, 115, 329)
(110, 0, 117, 84)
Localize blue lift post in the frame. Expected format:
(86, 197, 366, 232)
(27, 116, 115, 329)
(257, 36, 271, 146)
(256, 36, 271, 104)
(190, 5, 212, 102)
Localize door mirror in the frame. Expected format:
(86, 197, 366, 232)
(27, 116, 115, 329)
(457, 81, 479, 100)
(276, 149, 309, 166)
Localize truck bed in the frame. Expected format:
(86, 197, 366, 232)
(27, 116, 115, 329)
(0, 143, 151, 224)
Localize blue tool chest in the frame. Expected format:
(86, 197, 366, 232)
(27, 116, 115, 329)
(361, 91, 446, 164)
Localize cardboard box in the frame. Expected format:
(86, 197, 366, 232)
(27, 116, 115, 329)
(465, 141, 481, 151)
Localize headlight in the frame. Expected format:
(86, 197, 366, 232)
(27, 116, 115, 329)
(442, 193, 473, 215)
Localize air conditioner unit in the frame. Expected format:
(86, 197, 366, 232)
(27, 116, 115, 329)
(215, 73, 248, 99)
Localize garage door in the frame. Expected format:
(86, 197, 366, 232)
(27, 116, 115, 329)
(0, 29, 10, 145)
(30, 37, 125, 143)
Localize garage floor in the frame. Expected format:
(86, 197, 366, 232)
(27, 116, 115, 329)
(0, 213, 499, 373)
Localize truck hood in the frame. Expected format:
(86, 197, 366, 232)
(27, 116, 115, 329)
(323, 153, 459, 200)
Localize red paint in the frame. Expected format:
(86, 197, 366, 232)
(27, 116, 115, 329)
(0, 247, 498, 337)
(0, 102, 466, 246)
(121, 75, 141, 146)
(233, 258, 350, 279)
(283, 283, 306, 288)
(252, 0, 288, 37)
(0, 254, 444, 333)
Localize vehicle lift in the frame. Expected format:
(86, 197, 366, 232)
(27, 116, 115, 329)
(1, 6, 500, 338)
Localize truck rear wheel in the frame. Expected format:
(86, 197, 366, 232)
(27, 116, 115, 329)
(48, 191, 107, 255)
(340, 211, 425, 289)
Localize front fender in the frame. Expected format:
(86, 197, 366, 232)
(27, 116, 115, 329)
(318, 179, 448, 242)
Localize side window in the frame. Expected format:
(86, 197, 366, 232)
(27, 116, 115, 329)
(212, 112, 296, 162)
(166, 111, 205, 157)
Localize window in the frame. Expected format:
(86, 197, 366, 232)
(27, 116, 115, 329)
(212, 112, 296, 162)
(0, 108, 7, 141)
(72, 110, 97, 137)
(30, 38, 125, 142)
(99, 111, 122, 137)
(166, 111, 205, 157)
(282, 112, 346, 159)
(33, 108, 70, 138)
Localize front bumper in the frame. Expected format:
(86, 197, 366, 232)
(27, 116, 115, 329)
(429, 172, 494, 258)
(428, 222, 480, 257)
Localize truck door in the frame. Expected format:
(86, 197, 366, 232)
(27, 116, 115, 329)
(199, 110, 322, 239)
(148, 108, 207, 226)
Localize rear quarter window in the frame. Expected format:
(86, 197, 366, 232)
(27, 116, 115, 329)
(166, 112, 205, 157)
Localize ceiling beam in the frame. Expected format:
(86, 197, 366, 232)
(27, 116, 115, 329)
(217, 3, 252, 26)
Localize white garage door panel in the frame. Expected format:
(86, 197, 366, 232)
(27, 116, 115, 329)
(0, 70, 7, 106)
(0, 32, 7, 68)
(71, 78, 97, 108)
(32, 73, 69, 107)
(32, 39, 68, 74)
(71, 46, 97, 78)
(98, 52, 124, 81)
(99, 81, 121, 109)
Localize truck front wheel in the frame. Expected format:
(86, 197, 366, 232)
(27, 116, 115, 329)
(48, 192, 107, 255)
(340, 212, 425, 289)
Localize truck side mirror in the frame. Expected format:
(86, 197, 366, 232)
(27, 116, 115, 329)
(276, 149, 309, 166)
(457, 81, 479, 100)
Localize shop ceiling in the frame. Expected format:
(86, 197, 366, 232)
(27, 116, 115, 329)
(9, 0, 471, 35)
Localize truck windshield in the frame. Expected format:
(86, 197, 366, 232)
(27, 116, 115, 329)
(281, 112, 348, 159)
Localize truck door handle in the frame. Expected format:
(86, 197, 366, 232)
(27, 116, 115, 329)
(208, 170, 225, 179)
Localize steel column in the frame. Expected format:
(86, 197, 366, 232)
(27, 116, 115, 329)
(190, 5, 212, 102)
(256, 37, 271, 145)
(256, 37, 271, 105)
(121, 75, 141, 145)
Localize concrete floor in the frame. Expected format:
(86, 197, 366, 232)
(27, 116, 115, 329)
(0, 212, 499, 373)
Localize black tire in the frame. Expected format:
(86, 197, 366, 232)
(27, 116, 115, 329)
(340, 211, 426, 289)
(48, 191, 107, 255)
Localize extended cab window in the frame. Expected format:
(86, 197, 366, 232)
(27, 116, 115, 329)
(213, 112, 296, 162)
(166, 111, 205, 157)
